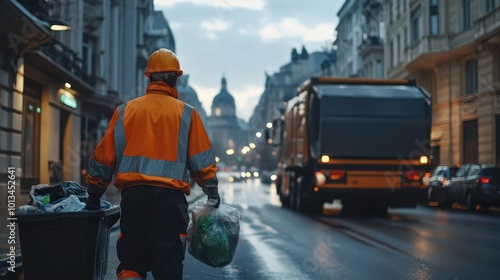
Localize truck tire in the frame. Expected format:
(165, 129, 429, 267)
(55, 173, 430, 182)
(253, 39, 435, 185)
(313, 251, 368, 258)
(295, 175, 323, 214)
(276, 175, 290, 208)
(288, 172, 297, 210)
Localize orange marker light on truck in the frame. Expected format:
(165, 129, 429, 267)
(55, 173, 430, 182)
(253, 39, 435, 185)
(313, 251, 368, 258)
(406, 171, 421, 181)
(329, 170, 346, 180)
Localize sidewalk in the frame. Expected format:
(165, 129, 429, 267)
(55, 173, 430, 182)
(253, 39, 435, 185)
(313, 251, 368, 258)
(103, 185, 206, 280)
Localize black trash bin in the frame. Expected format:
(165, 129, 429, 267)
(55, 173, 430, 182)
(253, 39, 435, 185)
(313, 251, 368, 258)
(15, 206, 120, 280)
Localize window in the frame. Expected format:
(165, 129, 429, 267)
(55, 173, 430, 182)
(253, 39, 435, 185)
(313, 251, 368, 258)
(82, 43, 92, 76)
(463, 0, 471, 29)
(390, 40, 394, 68)
(404, 27, 408, 49)
(468, 164, 481, 176)
(465, 58, 478, 94)
(455, 166, 467, 177)
(397, 0, 401, 18)
(22, 79, 42, 190)
(463, 120, 478, 164)
(397, 34, 401, 63)
(485, 0, 496, 12)
(388, 0, 393, 22)
(411, 6, 422, 42)
(430, 0, 439, 35)
(376, 60, 383, 78)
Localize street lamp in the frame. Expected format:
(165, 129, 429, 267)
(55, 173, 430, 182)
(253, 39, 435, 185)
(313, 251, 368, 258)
(266, 122, 273, 128)
(48, 18, 72, 31)
(256, 132, 262, 138)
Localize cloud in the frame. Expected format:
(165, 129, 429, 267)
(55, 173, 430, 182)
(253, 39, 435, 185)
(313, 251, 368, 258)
(155, 0, 265, 10)
(155, 0, 344, 122)
(200, 18, 229, 31)
(233, 85, 263, 121)
(259, 18, 334, 43)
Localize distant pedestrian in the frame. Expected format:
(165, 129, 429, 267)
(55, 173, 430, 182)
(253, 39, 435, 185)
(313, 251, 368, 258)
(85, 48, 220, 279)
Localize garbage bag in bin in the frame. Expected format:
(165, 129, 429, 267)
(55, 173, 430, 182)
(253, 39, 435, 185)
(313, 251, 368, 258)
(187, 200, 242, 267)
(28, 181, 88, 210)
(15, 206, 120, 280)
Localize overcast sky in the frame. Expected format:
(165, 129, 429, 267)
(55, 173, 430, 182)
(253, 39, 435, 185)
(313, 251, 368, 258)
(154, 0, 343, 121)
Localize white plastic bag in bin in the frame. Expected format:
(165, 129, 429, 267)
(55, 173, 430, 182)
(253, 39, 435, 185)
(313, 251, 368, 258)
(187, 200, 242, 267)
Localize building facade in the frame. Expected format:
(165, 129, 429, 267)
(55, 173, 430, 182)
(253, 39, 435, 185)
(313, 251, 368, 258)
(177, 74, 209, 127)
(248, 46, 336, 170)
(208, 76, 248, 167)
(334, 0, 365, 77)
(359, 0, 385, 78)
(0, 0, 175, 199)
(384, 0, 500, 166)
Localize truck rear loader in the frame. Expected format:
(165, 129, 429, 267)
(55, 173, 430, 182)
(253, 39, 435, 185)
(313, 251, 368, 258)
(267, 77, 432, 214)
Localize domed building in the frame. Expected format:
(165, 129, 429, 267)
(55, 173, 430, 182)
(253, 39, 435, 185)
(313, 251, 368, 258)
(208, 76, 248, 165)
(177, 75, 208, 127)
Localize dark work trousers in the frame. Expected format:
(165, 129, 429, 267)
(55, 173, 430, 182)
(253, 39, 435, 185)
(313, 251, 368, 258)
(117, 185, 189, 279)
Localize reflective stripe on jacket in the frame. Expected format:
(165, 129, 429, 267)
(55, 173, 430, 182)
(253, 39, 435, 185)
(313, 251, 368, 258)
(86, 81, 217, 195)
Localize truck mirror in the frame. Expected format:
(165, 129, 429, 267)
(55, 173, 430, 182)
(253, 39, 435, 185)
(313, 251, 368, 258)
(264, 119, 282, 146)
(264, 129, 271, 142)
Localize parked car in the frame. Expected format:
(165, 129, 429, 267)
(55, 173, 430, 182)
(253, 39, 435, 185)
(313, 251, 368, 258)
(439, 164, 500, 211)
(427, 165, 458, 202)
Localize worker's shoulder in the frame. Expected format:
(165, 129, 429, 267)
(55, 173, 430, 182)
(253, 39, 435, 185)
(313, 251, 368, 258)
(126, 94, 195, 110)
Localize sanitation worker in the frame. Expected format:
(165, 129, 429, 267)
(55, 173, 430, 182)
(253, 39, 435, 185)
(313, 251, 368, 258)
(85, 48, 220, 280)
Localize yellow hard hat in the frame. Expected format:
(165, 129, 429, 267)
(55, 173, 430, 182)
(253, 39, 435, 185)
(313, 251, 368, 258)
(144, 48, 183, 78)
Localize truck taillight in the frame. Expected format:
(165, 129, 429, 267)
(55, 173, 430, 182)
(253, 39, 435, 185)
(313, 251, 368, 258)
(329, 170, 346, 180)
(406, 171, 421, 181)
(479, 177, 490, 184)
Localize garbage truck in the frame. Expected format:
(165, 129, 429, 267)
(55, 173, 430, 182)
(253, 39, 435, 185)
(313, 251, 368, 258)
(266, 77, 432, 214)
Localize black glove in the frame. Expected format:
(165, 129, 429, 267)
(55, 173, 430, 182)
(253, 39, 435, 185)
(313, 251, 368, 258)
(202, 186, 220, 208)
(85, 193, 101, 211)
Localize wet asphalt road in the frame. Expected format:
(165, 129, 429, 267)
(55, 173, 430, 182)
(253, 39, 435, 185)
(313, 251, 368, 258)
(104, 178, 500, 280)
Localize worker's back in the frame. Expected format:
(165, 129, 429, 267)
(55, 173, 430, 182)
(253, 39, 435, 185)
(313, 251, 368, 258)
(122, 92, 188, 162)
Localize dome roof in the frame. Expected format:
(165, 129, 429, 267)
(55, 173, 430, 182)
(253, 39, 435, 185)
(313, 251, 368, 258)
(212, 76, 235, 108)
(177, 75, 197, 98)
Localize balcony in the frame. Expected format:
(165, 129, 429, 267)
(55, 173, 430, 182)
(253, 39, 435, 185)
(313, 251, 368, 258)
(363, 0, 382, 10)
(473, 6, 500, 41)
(409, 35, 450, 60)
(358, 36, 384, 58)
(39, 39, 95, 87)
(406, 35, 452, 71)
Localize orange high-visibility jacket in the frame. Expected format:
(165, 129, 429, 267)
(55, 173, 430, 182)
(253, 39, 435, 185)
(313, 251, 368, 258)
(86, 81, 217, 195)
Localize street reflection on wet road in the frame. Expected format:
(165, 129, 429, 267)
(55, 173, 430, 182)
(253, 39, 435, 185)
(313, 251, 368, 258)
(104, 177, 500, 279)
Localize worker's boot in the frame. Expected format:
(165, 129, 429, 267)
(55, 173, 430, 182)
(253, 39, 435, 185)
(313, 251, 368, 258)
(117, 269, 146, 280)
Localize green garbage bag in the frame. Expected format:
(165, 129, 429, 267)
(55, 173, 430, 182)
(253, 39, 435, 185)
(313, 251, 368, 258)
(187, 200, 242, 267)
